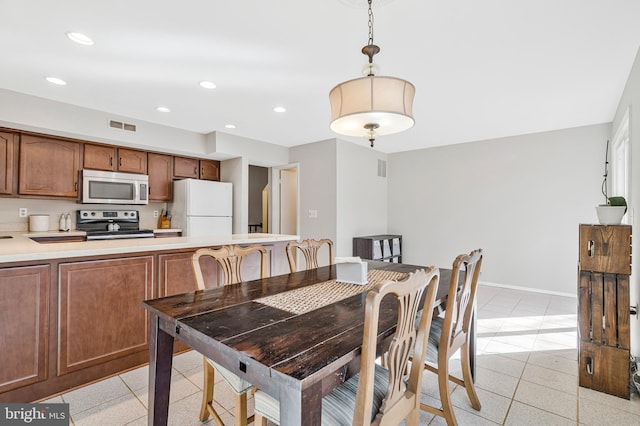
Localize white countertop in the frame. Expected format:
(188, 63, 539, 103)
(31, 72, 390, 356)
(0, 231, 299, 263)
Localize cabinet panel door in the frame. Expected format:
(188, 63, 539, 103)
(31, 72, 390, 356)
(58, 256, 153, 375)
(148, 153, 173, 202)
(173, 156, 199, 179)
(0, 131, 17, 194)
(84, 144, 116, 171)
(19, 135, 81, 197)
(118, 148, 147, 174)
(0, 265, 49, 393)
(199, 159, 220, 181)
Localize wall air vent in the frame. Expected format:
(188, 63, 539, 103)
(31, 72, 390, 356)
(109, 119, 137, 132)
(377, 159, 387, 178)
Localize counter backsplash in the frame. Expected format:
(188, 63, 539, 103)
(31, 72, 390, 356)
(0, 198, 165, 232)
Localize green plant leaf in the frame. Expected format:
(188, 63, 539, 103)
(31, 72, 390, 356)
(608, 196, 627, 213)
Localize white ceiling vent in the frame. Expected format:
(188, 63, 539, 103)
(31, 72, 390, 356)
(108, 119, 137, 132)
(377, 159, 387, 178)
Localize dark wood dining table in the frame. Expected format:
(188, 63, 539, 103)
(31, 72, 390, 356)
(142, 261, 475, 425)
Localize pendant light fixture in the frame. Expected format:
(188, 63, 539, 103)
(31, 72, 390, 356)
(329, 0, 415, 147)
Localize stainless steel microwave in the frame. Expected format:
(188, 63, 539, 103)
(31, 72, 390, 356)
(82, 169, 149, 205)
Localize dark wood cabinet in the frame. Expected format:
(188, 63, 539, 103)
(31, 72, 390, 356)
(58, 256, 154, 375)
(173, 156, 199, 179)
(83, 144, 116, 171)
(0, 131, 18, 195)
(148, 153, 173, 202)
(200, 159, 220, 181)
(173, 157, 220, 181)
(19, 135, 81, 197)
(84, 144, 147, 174)
(353, 234, 402, 263)
(578, 224, 631, 399)
(0, 265, 49, 393)
(118, 148, 147, 174)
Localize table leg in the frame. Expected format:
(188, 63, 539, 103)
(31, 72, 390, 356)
(148, 314, 174, 426)
(278, 380, 323, 426)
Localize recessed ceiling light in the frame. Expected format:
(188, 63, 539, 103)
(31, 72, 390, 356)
(225, 124, 236, 129)
(45, 76, 67, 86)
(273, 106, 286, 113)
(156, 106, 171, 113)
(66, 31, 94, 46)
(199, 81, 217, 89)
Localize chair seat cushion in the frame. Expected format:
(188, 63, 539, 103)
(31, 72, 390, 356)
(254, 363, 389, 425)
(206, 358, 252, 394)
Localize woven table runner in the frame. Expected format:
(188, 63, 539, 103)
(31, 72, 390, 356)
(256, 269, 407, 315)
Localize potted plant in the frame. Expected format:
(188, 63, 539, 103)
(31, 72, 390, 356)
(596, 140, 627, 225)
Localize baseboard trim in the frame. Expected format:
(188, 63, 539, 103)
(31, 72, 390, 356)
(479, 281, 576, 298)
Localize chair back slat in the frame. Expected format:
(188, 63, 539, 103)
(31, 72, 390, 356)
(286, 239, 333, 272)
(192, 244, 267, 288)
(353, 267, 440, 425)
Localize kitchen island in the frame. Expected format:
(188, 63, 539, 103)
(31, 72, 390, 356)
(0, 232, 298, 403)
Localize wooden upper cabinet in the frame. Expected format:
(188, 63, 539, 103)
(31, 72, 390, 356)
(0, 131, 18, 195)
(84, 144, 147, 174)
(118, 148, 147, 174)
(83, 144, 116, 171)
(200, 159, 220, 181)
(173, 156, 199, 179)
(148, 153, 173, 202)
(19, 135, 81, 197)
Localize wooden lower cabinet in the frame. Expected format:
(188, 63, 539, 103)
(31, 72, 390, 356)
(58, 256, 154, 375)
(0, 265, 49, 393)
(0, 241, 289, 402)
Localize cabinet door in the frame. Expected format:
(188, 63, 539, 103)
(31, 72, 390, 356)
(19, 135, 81, 197)
(117, 148, 147, 174)
(0, 265, 49, 393)
(58, 256, 154, 375)
(173, 156, 199, 179)
(200, 159, 220, 181)
(0, 131, 18, 194)
(148, 153, 173, 202)
(158, 252, 219, 297)
(84, 144, 116, 171)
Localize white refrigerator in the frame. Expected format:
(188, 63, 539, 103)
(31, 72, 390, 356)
(170, 179, 233, 236)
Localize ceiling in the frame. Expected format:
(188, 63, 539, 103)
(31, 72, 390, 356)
(2, 0, 640, 153)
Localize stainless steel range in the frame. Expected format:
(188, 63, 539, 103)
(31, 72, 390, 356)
(77, 210, 154, 240)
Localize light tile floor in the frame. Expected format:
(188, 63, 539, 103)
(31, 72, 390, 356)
(41, 284, 640, 425)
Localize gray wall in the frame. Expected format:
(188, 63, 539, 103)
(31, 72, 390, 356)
(336, 140, 389, 257)
(248, 165, 268, 229)
(387, 123, 609, 295)
(289, 140, 337, 245)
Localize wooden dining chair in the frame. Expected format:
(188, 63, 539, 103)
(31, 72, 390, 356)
(419, 249, 483, 426)
(285, 238, 333, 272)
(191, 244, 267, 426)
(253, 267, 440, 425)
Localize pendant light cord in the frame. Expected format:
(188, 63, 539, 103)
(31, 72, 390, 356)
(367, 0, 374, 46)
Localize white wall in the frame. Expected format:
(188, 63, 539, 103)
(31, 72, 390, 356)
(388, 123, 609, 295)
(612, 46, 640, 356)
(0, 89, 207, 157)
(336, 139, 388, 257)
